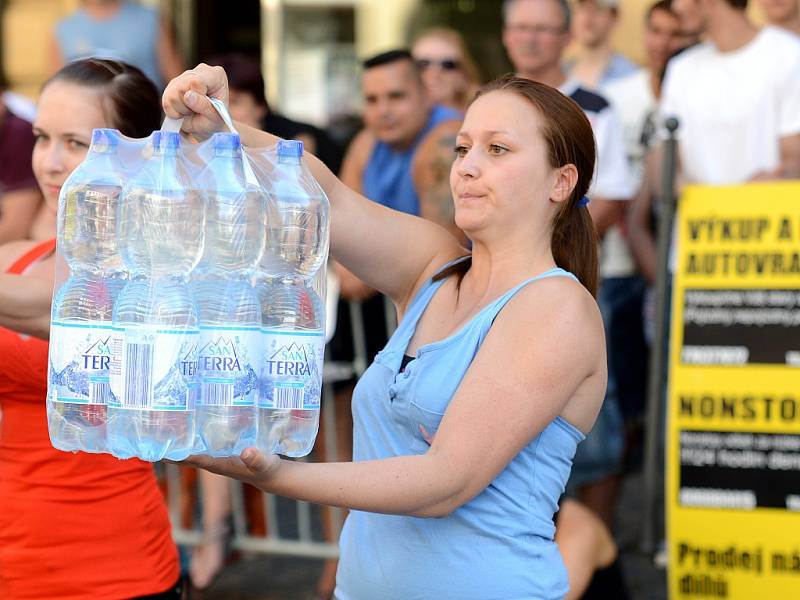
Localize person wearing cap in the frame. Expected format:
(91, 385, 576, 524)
(568, 0, 638, 90)
(502, 0, 635, 529)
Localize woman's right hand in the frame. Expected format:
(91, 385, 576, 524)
(162, 63, 230, 141)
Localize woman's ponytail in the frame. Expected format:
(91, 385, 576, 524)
(552, 197, 599, 297)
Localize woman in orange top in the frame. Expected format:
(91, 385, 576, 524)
(0, 59, 181, 599)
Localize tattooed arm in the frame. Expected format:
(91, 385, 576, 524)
(412, 119, 469, 246)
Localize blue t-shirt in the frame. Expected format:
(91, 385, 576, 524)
(55, 1, 163, 89)
(362, 104, 461, 216)
(335, 259, 586, 600)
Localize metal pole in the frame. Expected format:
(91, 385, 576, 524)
(640, 117, 679, 555)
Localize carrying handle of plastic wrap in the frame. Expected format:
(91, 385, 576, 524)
(161, 96, 259, 187)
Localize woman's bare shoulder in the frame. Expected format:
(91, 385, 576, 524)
(517, 275, 606, 431)
(500, 274, 606, 430)
(514, 273, 601, 324)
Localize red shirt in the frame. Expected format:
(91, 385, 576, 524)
(0, 240, 179, 599)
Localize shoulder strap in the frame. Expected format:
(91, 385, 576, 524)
(386, 256, 471, 353)
(501, 267, 578, 301)
(432, 254, 470, 279)
(479, 268, 579, 339)
(7, 239, 56, 275)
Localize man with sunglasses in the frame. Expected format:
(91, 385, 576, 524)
(416, 57, 459, 71)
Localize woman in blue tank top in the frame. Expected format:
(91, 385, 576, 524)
(164, 69, 607, 600)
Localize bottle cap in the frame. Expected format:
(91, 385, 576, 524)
(152, 130, 181, 153)
(277, 139, 304, 159)
(91, 128, 120, 151)
(211, 132, 242, 153)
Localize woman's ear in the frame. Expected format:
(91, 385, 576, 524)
(550, 164, 579, 205)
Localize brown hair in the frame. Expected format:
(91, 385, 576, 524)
(435, 74, 599, 296)
(646, 0, 676, 21)
(43, 58, 162, 139)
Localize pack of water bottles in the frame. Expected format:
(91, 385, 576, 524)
(47, 123, 329, 462)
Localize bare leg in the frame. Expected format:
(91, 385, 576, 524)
(555, 499, 617, 600)
(189, 470, 232, 590)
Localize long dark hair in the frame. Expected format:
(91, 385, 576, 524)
(42, 58, 162, 139)
(435, 74, 599, 296)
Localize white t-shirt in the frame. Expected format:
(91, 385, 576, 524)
(660, 26, 800, 184)
(560, 79, 636, 278)
(603, 68, 657, 190)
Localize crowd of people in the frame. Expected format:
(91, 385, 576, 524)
(0, 0, 799, 598)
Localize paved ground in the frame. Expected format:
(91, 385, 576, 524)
(188, 470, 668, 600)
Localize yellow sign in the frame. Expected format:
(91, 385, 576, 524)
(667, 182, 800, 599)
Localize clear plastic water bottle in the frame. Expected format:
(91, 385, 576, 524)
(257, 279, 325, 456)
(260, 140, 329, 279)
(109, 131, 204, 461)
(256, 140, 328, 457)
(48, 128, 126, 453)
(192, 133, 264, 456)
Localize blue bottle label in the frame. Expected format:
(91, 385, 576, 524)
(197, 325, 260, 407)
(49, 320, 114, 405)
(259, 330, 324, 410)
(109, 326, 199, 411)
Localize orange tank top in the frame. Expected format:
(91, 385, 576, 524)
(0, 240, 179, 600)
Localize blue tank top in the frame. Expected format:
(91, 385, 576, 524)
(335, 259, 586, 600)
(55, 2, 163, 89)
(362, 104, 461, 216)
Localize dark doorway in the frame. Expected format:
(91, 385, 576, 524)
(194, 0, 261, 64)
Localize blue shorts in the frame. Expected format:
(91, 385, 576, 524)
(567, 393, 624, 491)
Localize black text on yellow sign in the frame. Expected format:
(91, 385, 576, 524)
(667, 183, 800, 599)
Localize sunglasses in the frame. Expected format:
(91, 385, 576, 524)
(415, 58, 461, 71)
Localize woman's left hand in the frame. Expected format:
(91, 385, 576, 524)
(179, 448, 282, 490)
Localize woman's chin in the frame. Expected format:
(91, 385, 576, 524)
(454, 211, 485, 235)
(455, 218, 481, 241)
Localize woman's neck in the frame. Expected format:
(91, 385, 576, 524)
(83, 0, 123, 20)
(461, 235, 556, 302)
(30, 206, 56, 242)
